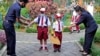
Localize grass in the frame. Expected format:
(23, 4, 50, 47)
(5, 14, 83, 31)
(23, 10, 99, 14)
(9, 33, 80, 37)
(79, 29, 100, 56)
(0, 43, 4, 50)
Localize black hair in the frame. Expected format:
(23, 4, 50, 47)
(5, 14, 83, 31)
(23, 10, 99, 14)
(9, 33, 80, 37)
(74, 5, 85, 12)
(18, 0, 28, 3)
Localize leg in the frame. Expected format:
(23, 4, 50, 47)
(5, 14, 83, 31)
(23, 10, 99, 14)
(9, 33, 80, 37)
(83, 29, 97, 54)
(3, 21, 16, 55)
(43, 27, 48, 51)
(57, 32, 62, 52)
(76, 25, 80, 33)
(37, 27, 43, 51)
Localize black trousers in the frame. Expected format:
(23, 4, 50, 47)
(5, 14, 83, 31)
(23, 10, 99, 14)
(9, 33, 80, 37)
(3, 21, 16, 55)
(83, 29, 97, 54)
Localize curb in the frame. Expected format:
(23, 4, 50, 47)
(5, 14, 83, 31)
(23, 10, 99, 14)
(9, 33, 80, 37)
(76, 42, 83, 50)
(76, 42, 92, 56)
(0, 45, 6, 56)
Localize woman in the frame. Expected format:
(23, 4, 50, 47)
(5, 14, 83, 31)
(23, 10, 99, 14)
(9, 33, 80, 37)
(72, 6, 98, 56)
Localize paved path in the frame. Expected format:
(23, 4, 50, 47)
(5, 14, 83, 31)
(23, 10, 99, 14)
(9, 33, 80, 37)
(3, 24, 100, 56)
(2, 30, 85, 56)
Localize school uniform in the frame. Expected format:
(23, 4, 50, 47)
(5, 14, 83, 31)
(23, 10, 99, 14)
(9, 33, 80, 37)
(33, 14, 51, 40)
(3, 2, 21, 56)
(53, 20, 63, 51)
(70, 11, 80, 32)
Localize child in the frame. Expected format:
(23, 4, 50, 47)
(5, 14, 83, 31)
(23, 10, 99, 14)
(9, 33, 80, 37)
(28, 8, 51, 51)
(52, 13, 64, 52)
(69, 10, 80, 33)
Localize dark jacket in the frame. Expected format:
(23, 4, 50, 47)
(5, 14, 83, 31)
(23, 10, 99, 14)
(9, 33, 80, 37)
(76, 11, 98, 33)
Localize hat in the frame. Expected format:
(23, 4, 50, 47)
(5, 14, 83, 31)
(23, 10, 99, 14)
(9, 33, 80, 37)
(55, 13, 62, 19)
(40, 8, 46, 12)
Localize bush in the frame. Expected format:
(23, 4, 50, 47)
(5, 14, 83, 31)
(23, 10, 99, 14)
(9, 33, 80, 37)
(26, 24, 37, 33)
(91, 44, 100, 56)
(80, 24, 85, 30)
(0, 43, 4, 50)
(94, 30, 100, 43)
(94, 13, 100, 24)
(0, 13, 3, 29)
(21, 8, 29, 18)
(63, 27, 70, 32)
(79, 37, 84, 45)
(0, 21, 3, 29)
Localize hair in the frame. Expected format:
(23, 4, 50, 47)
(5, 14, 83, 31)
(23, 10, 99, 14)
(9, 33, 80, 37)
(18, 0, 28, 3)
(74, 5, 85, 12)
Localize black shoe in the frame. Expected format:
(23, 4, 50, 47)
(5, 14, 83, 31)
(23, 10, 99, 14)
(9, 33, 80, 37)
(54, 49, 57, 52)
(77, 30, 80, 33)
(45, 47, 48, 52)
(69, 31, 72, 34)
(9, 54, 16, 56)
(39, 47, 43, 51)
(57, 49, 61, 52)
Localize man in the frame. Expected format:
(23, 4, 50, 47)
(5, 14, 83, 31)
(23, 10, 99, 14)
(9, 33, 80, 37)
(3, 0, 28, 56)
(72, 6, 98, 56)
(28, 8, 51, 51)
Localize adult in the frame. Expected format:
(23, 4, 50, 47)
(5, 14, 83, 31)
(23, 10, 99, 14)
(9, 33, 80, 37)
(87, 1, 94, 16)
(3, 0, 28, 56)
(72, 6, 98, 56)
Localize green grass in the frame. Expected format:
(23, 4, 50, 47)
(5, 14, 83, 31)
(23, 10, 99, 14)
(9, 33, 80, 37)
(94, 13, 100, 24)
(79, 30, 100, 56)
(94, 30, 100, 43)
(91, 44, 100, 56)
(0, 43, 4, 50)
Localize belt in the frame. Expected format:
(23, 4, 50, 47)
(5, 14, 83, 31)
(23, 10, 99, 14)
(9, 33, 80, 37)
(4, 20, 14, 24)
(38, 26, 47, 28)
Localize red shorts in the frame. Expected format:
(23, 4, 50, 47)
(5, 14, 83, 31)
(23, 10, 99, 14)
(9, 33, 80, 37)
(53, 32, 62, 49)
(37, 26, 48, 40)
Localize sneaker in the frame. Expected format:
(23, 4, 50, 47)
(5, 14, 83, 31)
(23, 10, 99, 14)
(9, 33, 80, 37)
(39, 47, 43, 51)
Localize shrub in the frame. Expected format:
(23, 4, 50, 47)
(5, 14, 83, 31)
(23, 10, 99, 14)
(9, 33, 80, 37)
(79, 37, 84, 45)
(94, 30, 100, 43)
(21, 8, 29, 18)
(91, 44, 100, 56)
(0, 43, 4, 50)
(0, 21, 3, 29)
(63, 27, 70, 32)
(80, 24, 85, 30)
(26, 24, 37, 33)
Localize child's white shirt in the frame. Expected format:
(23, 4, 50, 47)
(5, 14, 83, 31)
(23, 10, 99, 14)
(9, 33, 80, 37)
(53, 21, 64, 32)
(33, 14, 51, 26)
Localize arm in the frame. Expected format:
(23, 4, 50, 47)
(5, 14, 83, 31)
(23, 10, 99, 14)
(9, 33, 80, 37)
(28, 17, 38, 27)
(71, 14, 86, 27)
(15, 8, 29, 25)
(76, 15, 85, 25)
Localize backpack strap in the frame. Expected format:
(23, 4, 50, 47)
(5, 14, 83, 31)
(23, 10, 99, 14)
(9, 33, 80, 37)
(45, 16, 48, 25)
(38, 15, 40, 24)
(38, 15, 48, 25)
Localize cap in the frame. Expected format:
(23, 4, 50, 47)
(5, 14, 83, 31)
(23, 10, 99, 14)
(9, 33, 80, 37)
(40, 8, 46, 12)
